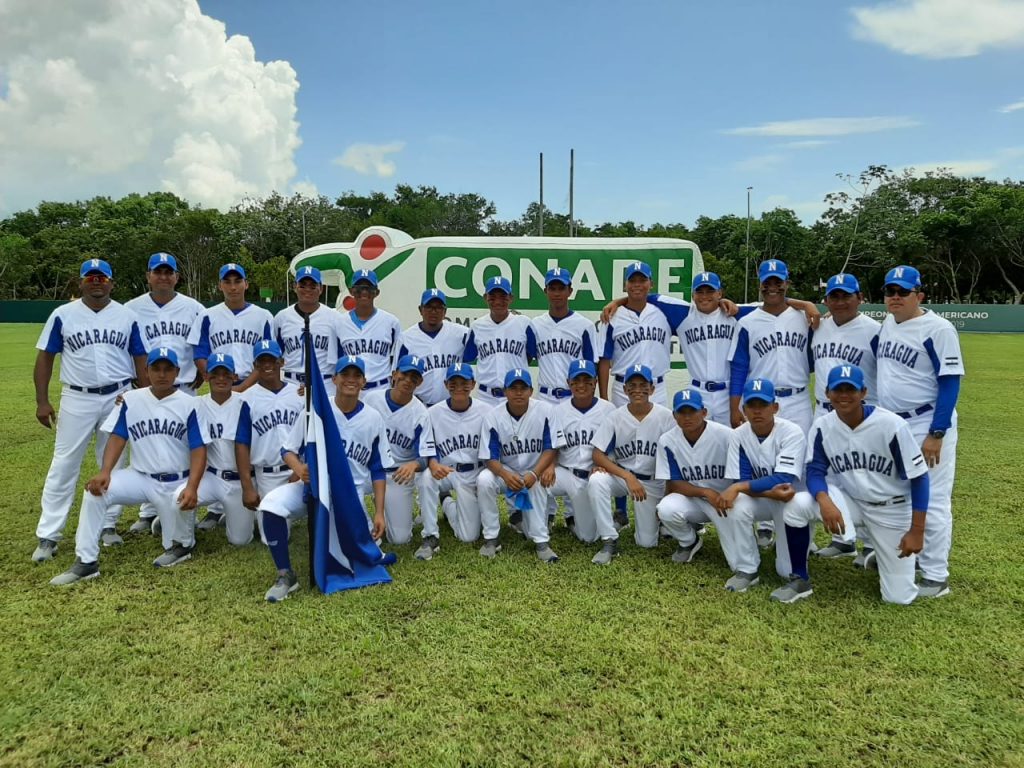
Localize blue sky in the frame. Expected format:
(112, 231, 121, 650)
(2, 0, 1023, 225)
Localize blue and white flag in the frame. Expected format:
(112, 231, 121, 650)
(303, 335, 395, 593)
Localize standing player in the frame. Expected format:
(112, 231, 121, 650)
(531, 268, 597, 404)
(806, 365, 929, 604)
(32, 259, 147, 563)
(274, 266, 343, 396)
(477, 369, 562, 561)
(588, 364, 676, 552)
(398, 289, 468, 407)
(364, 355, 434, 545)
(416, 363, 491, 560)
(336, 269, 403, 392)
(876, 265, 963, 599)
(188, 263, 272, 391)
(49, 348, 207, 584)
(463, 276, 537, 407)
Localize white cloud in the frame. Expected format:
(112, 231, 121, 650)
(291, 179, 320, 198)
(0, 0, 300, 213)
(898, 159, 999, 175)
(725, 116, 919, 137)
(781, 140, 835, 149)
(851, 0, 1024, 58)
(999, 98, 1024, 113)
(333, 142, 405, 177)
(733, 154, 786, 172)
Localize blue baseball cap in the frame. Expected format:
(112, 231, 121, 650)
(742, 378, 776, 405)
(295, 265, 323, 284)
(351, 269, 378, 287)
(623, 363, 654, 384)
(826, 273, 860, 296)
(624, 261, 653, 280)
(146, 347, 179, 367)
(219, 263, 247, 280)
(504, 368, 533, 388)
(758, 260, 789, 282)
(420, 288, 447, 306)
(80, 259, 113, 278)
(673, 389, 705, 411)
(827, 364, 866, 391)
(396, 354, 426, 374)
(485, 275, 512, 294)
(692, 272, 722, 291)
(335, 355, 366, 375)
(884, 265, 922, 291)
(148, 252, 178, 272)
(567, 359, 597, 379)
(206, 353, 236, 374)
(445, 362, 475, 381)
(252, 339, 283, 360)
(545, 267, 572, 286)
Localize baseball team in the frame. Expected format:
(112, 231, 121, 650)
(31, 253, 963, 605)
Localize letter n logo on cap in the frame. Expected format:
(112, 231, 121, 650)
(633, 364, 642, 373)
(841, 366, 852, 378)
(894, 268, 904, 279)
(753, 380, 762, 391)
(260, 341, 269, 350)
(769, 261, 777, 271)
(91, 259, 100, 268)
(160, 254, 168, 263)
(215, 354, 225, 363)
(411, 356, 419, 366)
(514, 369, 522, 377)
(682, 391, 691, 401)
(303, 267, 312, 275)
(159, 347, 168, 356)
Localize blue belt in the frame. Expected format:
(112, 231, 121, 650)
(615, 374, 664, 385)
(150, 470, 189, 482)
(479, 384, 505, 397)
(206, 466, 252, 481)
(454, 462, 483, 472)
(633, 472, 653, 481)
(261, 464, 290, 473)
(561, 465, 590, 480)
(284, 371, 332, 383)
(896, 404, 934, 420)
(363, 377, 390, 390)
(540, 386, 571, 398)
(866, 495, 907, 507)
(68, 379, 132, 396)
(690, 379, 727, 392)
(775, 386, 807, 397)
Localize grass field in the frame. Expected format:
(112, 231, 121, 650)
(1, 325, 1022, 768)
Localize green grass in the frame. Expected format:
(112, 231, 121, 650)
(1, 325, 1022, 768)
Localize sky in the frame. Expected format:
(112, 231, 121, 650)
(1, 0, 1023, 227)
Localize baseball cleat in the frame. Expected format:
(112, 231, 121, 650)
(478, 539, 502, 559)
(770, 577, 814, 604)
(265, 570, 299, 603)
(153, 544, 194, 568)
(50, 558, 99, 586)
(853, 547, 876, 570)
(415, 535, 440, 561)
(755, 528, 775, 550)
(671, 537, 703, 564)
(32, 538, 58, 563)
(591, 540, 618, 566)
(916, 579, 950, 599)
(565, 517, 576, 535)
(196, 512, 223, 531)
(814, 541, 857, 558)
(508, 511, 524, 535)
(151, 518, 162, 536)
(129, 518, 154, 534)
(613, 511, 630, 531)
(100, 528, 124, 547)
(535, 543, 559, 563)
(725, 572, 760, 593)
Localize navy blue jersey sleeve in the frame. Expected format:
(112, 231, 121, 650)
(806, 428, 829, 497)
(262, 321, 272, 340)
(729, 328, 751, 396)
(600, 324, 615, 361)
(526, 325, 538, 361)
(368, 436, 386, 482)
(486, 427, 501, 461)
(235, 401, 252, 446)
(542, 419, 552, 451)
(186, 410, 205, 450)
(463, 330, 478, 363)
(749, 472, 797, 494)
(930, 375, 961, 432)
(738, 446, 753, 481)
(736, 306, 757, 319)
(581, 326, 595, 362)
(111, 402, 129, 440)
(911, 472, 930, 511)
(193, 316, 212, 361)
(647, 295, 689, 332)
(44, 315, 64, 354)
(665, 447, 683, 481)
(128, 322, 146, 356)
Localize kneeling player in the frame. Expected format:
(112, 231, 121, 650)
(805, 365, 928, 604)
(258, 356, 393, 602)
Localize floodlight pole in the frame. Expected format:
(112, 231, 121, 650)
(744, 186, 753, 303)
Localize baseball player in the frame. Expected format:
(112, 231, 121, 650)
(49, 348, 207, 585)
(273, 266, 343, 396)
(531, 268, 597, 404)
(713, 378, 820, 602)
(336, 269, 403, 392)
(655, 389, 736, 567)
(397, 289, 468, 407)
(258, 355, 393, 602)
(875, 265, 963, 599)
(540, 360, 617, 562)
(32, 259, 147, 563)
(188, 263, 273, 392)
(476, 368, 562, 561)
(415, 363, 492, 560)
(363, 354, 434, 545)
(463, 276, 538, 407)
(806, 364, 929, 604)
(588, 364, 676, 552)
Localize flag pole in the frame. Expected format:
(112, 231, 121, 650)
(301, 310, 318, 592)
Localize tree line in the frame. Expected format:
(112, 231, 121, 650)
(2, 166, 1022, 304)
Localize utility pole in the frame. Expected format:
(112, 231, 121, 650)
(539, 152, 544, 236)
(569, 148, 575, 237)
(744, 186, 753, 303)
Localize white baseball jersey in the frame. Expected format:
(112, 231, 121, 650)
(553, 398, 616, 470)
(465, 313, 537, 389)
(125, 292, 204, 387)
(811, 314, 880, 405)
(876, 310, 965, 415)
(530, 312, 597, 393)
(282, 400, 394, 490)
(195, 393, 244, 472)
(656, 420, 733, 492)
(363, 389, 435, 463)
(479, 400, 562, 473)
(648, 295, 740, 386)
(807, 406, 927, 505)
(235, 382, 303, 467)
(336, 308, 403, 384)
(590, 403, 676, 477)
(398, 321, 468, 406)
(188, 302, 273, 378)
(102, 388, 205, 475)
(726, 417, 807, 488)
(273, 304, 343, 379)
(599, 305, 672, 379)
(37, 299, 145, 387)
(428, 398, 491, 466)
(728, 307, 811, 391)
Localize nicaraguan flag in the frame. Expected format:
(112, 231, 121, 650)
(304, 337, 395, 593)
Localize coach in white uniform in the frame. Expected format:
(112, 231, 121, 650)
(32, 259, 147, 563)
(337, 269, 403, 393)
(464, 276, 537, 407)
(274, 266, 343, 396)
(398, 289, 468, 407)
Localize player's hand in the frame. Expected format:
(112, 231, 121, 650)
(295, 463, 310, 483)
(393, 461, 418, 485)
(898, 526, 924, 558)
(626, 474, 647, 501)
(599, 297, 626, 324)
(702, 488, 722, 508)
(190, 372, 205, 390)
(242, 486, 261, 510)
(177, 486, 199, 511)
(730, 407, 746, 428)
(430, 460, 453, 481)
(371, 513, 386, 542)
(539, 466, 556, 487)
(719, 298, 739, 317)
(803, 303, 822, 330)
(36, 402, 57, 429)
(503, 470, 525, 492)
(922, 435, 943, 468)
(716, 484, 740, 514)
(767, 483, 796, 503)
(86, 472, 111, 496)
(818, 496, 846, 536)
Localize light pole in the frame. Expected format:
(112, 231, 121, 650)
(744, 186, 753, 303)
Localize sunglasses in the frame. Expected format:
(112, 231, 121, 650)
(82, 274, 111, 284)
(884, 286, 915, 297)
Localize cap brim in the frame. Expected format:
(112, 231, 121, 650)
(885, 279, 918, 290)
(743, 394, 774, 404)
